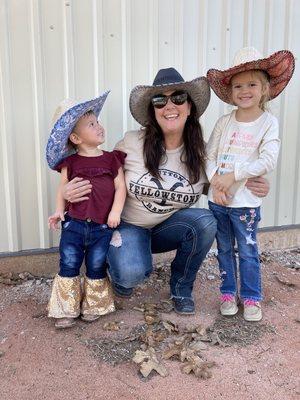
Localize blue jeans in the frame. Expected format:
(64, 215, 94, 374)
(107, 208, 217, 298)
(208, 201, 262, 301)
(59, 214, 113, 279)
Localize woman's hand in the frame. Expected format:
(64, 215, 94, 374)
(62, 177, 92, 203)
(246, 176, 270, 197)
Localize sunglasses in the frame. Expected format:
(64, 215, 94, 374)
(151, 91, 188, 109)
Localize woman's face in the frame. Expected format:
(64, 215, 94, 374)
(153, 89, 191, 136)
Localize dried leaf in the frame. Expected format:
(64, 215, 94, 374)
(210, 332, 226, 347)
(144, 312, 161, 325)
(103, 321, 120, 331)
(181, 357, 216, 379)
(133, 347, 168, 378)
(189, 340, 208, 351)
(140, 359, 168, 378)
(162, 320, 179, 333)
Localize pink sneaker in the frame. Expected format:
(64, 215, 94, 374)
(220, 294, 238, 316)
(243, 299, 262, 321)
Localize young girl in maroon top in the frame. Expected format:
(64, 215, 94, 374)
(46, 93, 126, 329)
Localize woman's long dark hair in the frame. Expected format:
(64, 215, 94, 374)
(143, 99, 206, 184)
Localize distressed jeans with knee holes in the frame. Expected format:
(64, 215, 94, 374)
(208, 201, 262, 301)
(107, 208, 217, 298)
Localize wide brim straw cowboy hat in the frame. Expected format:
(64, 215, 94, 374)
(207, 47, 295, 105)
(129, 67, 211, 127)
(46, 91, 109, 169)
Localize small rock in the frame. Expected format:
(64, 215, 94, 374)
(0, 350, 5, 357)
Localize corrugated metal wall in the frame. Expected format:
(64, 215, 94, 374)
(0, 0, 299, 253)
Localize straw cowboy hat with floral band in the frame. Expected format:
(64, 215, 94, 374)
(207, 47, 295, 105)
(129, 67, 211, 127)
(46, 91, 110, 170)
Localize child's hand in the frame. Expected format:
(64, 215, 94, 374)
(48, 211, 65, 230)
(107, 211, 121, 228)
(212, 188, 230, 206)
(211, 172, 235, 192)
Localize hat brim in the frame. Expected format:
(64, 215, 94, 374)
(207, 50, 295, 105)
(129, 77, 211, 127)
(46, 91, 110, 169)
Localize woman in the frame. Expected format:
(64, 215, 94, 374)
(63, 67, 269, 315)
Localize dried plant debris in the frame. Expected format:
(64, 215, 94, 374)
(209, 315, 276, 347)
(84, 324, 148, 365)
(181, 358, 216, 379)
(260, 248, 300, 270)
(0, 272, 35, 285)
(275, 275, 297, 288)
(133, 347, 168, 378)
(103, 321, 123, 331)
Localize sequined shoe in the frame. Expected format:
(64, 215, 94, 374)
(243, 299, 262, 321)
(220, 294, 238, 316)
(54, 317, 76, 329)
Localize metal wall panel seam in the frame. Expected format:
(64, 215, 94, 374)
(92, 0, 99, 97)
(0, 0, 20, 251)
(121, 0, 129, 133)
(148, 0, 159, 83)
(95, 0, 108, 136)
(220, 0, 231, 117)
(174, 0, 183, 73)
(273, 1, 289, 226)
(29, 0, 50, 248)
(197, 0, 208, 132)
(62, 0, 75, 98)
(244, 0, 252, 47)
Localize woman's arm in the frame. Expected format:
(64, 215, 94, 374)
(107, 167, 127, 228)
(246, 176, 270, 197)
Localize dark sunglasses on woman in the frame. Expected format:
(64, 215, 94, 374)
(151, 91, 188, 109)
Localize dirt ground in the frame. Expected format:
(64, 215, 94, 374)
(0, 249, 299, 400)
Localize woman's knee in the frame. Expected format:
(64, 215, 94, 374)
(187, 209, 217, 243)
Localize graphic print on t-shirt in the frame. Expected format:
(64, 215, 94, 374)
(129, 169, 200, 214)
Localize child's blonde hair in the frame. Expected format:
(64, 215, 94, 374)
(230, 69, 270, 111)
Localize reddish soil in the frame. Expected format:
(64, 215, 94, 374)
(0, 250, 299, 400)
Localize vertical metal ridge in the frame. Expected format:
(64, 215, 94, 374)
(197, 0, 208, 133)
(0, 0, 20, 251)
(121, 0, 130, 132)
(148, 0, 159, 82)
(29, 0, 50, 248)
(92, 0, 99, 97)
(62, 0, 75, 98)
(220, 0, 231, 116)
(174, 0, 183, 72)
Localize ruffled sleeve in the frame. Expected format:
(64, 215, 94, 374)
(54, 157, 70, 173)
(110, 150, 126, 178)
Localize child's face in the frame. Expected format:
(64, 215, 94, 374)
(72, 113, 105, 147)
(230, 71, 267, 111)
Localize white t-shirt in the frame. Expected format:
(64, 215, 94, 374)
(206, 110, 280, 208)
(115, 131, 207, 228)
